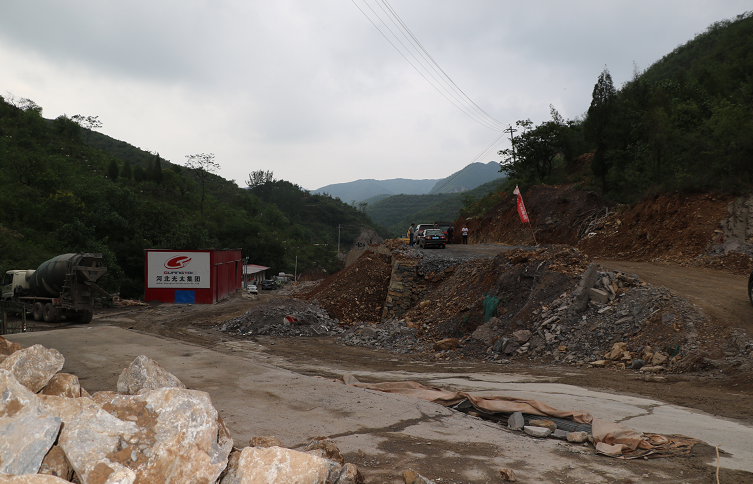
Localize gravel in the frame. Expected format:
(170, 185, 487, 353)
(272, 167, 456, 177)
(216, 298, 344, 337)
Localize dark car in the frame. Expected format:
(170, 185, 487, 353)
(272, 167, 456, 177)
(749, 270, 753, 306)
(261, 280, 277, 290)
(419, 228, 447, 249)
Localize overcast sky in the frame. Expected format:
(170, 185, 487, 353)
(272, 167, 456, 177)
(1, 1, 749, 190)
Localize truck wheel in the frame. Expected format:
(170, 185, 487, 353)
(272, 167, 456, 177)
(32, 302, 44, 321)
(79, 310, 93, 324)
(42, 303, 60, 323)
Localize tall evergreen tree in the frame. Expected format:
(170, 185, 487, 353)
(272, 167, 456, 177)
(108, 159, 119, 181)
(585, 68, 617, 194)
(152, 153, 163, 186)
(122, 160, 133, 180)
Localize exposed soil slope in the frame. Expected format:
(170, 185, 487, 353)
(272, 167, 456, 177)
(457, 184, 612, 246)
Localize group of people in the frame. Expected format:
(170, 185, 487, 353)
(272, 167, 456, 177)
(407, 223, 469, 246)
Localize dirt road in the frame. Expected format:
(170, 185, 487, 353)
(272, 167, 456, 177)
(9, 324, 752, 483)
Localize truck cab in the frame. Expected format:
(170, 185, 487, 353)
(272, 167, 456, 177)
(1, 270, 35, 300)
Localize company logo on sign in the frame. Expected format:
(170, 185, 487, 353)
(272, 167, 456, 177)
(164, 256, 192, 269)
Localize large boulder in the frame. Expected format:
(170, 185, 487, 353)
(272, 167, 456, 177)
(471, 317, 503, 346)
(92, 388, 233, 484)
(38, 445, 74, 481)
(116, 355, 185, 395)
(569, 263, 599, 313)
(56, 404, 139, 484)
(303, 437, 344, 465)
(235, 446, 338, 484)
(0, 414, 62, 475)
(0, 345, 64, 393)
(40, 373, 83, 398)
(0, 370, 62, 476)
(0, 476, 73, 483)
(0, 335, 24, 357)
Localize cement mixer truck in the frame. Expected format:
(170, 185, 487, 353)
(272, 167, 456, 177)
(1, 253, 108, 324)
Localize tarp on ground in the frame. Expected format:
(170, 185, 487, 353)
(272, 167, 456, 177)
(333, 374, 699, 459)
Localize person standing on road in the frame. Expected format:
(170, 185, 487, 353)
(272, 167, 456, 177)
(408, 223, 416, 247)
(461, 225, 469, 244)
(447, 225, 454, 244)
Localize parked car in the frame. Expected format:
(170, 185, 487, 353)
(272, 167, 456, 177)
(749, 270, 753, 306)
(415, 222, 453, 240)
(414, 223, 434, 240)
(419, 228, 447, 249)
(247, 284, 258, 294)
(261, 280, 277, 290)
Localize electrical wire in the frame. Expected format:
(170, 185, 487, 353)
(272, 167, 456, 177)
(351, 0, 512, 192)
(379, 0, 507, 131)
(351, 0, 507, 132)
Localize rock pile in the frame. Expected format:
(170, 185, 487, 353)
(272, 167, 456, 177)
(315, 243, 742, 374)
(337, 319, 427, 354)
(216, 298, 344, 337)
(0, 337, 364, 484)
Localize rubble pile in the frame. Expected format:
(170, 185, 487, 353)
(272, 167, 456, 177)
(404, 259, 497, 334)
(312, 242, 748, 374)
(0, 336, 365, 484)
(336, 319, 428, 354)
(298, 251, 392, 324)
(480, 272, 710, 368)
(216, 298, 343, 337)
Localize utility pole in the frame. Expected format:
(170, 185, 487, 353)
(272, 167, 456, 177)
(337, 224, 341, 253)
(504, 125, 518, 164)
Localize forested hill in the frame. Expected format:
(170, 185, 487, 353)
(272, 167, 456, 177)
(498, 11, 753, 202)
(0, 97, 381, 298)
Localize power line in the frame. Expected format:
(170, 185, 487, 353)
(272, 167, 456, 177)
(351, 0, 507, 132)
(379, 0, 507, 131)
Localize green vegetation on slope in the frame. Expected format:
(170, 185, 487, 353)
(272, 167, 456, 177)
(367, 178, 507, 237)
(0, 97, 380, 298)
(500, 11, 753, 203)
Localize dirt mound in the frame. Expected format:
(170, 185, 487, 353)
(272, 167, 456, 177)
(297, 250, 392, 323)
(457, 184, 612, 246)
(576, 192, 749, 269)
(216, 298, 343, 337)
(458, 186, 753, 275)
(297, 266, 329, 282)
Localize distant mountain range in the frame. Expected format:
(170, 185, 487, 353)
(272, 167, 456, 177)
(313, 161, 503, 203)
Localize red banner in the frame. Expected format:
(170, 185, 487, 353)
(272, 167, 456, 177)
(513, 186, 529, 223)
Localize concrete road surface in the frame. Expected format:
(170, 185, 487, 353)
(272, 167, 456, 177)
(8, 326, 752, 483)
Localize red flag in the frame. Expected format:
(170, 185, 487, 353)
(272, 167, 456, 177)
(513, 185, 529, 223)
